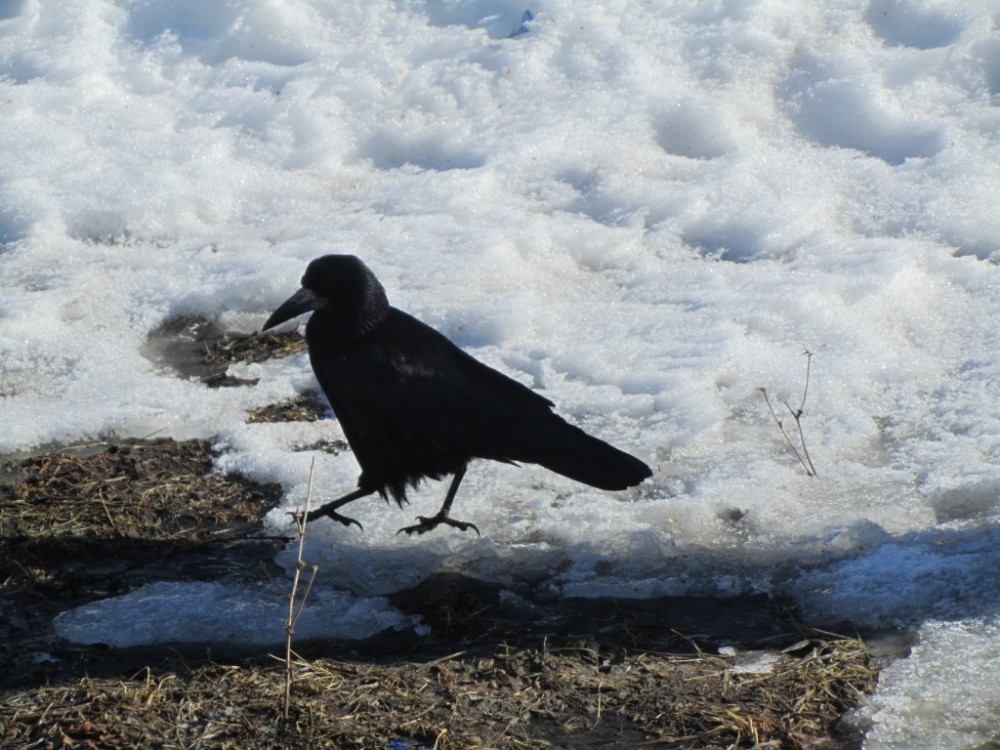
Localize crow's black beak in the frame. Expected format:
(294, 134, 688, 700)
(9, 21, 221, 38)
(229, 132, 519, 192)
(262, 287, 324, 331)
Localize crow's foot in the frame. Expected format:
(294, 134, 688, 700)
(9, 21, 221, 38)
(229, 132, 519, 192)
(397, 512, 480, 537)
(301, 505, 364, 531)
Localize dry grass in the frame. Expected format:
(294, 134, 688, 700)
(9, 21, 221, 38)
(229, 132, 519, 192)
(203, 328, 307, 368)
(0, 634, 874, 749)
(0, 439, 279, 541)
(200, 327, 306, 388)
(247, 392, 330, 424)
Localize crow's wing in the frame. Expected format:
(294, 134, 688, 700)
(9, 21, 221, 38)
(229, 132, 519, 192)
(311, 310, 555, 454)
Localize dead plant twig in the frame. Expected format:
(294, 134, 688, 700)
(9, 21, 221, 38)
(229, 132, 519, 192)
(284, 457, 319, 719)
(760, 348, 818, 476)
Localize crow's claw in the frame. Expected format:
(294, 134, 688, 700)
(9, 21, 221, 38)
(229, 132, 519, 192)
(305, 506, 364, 531)
(397, 513, 480, 537)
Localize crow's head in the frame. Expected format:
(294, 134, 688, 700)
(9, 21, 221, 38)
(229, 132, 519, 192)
(262, 254, 389, 335)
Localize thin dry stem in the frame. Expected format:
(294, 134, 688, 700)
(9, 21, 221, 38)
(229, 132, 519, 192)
(284, 456, 319, 719)
(760, 349, 818, 476)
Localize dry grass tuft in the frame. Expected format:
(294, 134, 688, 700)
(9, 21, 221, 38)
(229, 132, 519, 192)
(200, 328, 306, 387)
(247, 392, 330, 424)
(204, 328, 307, 367)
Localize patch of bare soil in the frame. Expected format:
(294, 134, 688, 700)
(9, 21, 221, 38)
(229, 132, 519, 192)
(142, 314, 306, 388)
(1, 326, 885, 749)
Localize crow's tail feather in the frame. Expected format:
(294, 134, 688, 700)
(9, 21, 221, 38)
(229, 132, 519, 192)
(511, 418, 651, 490)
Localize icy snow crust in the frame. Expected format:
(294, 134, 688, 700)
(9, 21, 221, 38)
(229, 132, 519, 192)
(3, 2, 1000, 747)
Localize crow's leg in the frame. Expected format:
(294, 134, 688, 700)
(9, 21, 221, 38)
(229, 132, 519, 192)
(397, 466, 480, 537)
(304, 486, 374, 530)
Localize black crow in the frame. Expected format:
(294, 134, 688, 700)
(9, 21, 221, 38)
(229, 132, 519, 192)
(263, 255, 652, 535)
